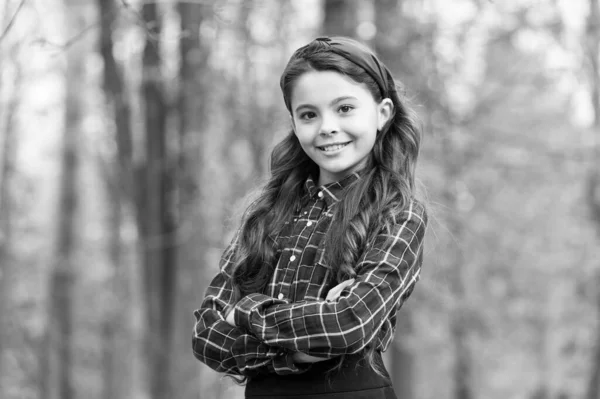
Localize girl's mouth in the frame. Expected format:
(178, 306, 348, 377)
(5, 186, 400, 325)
(317, 142, 351, 152)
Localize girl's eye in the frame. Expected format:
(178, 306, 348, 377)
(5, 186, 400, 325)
(339, 105, 353, 113)
(300, 111, 317, 120)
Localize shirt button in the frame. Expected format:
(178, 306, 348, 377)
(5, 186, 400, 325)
(307, 221, 313, 227)
(290, 255, 296, 261)
(278, 293, 284, 300)
(318, 191, 323, 198)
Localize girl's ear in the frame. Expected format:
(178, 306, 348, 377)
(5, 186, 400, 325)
(377, 98, 394, 131)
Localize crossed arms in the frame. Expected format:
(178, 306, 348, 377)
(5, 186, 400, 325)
(191, 201, 426, 377)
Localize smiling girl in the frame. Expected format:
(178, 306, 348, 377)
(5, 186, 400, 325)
(192, 36, 427, 399)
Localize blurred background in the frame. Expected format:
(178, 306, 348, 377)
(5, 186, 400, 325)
(0, 0, 599, 398)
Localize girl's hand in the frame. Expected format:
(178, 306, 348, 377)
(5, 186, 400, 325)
(292, 352, 329, 363)
(225, 308, 236, 327)
(325, 278, 355, 301)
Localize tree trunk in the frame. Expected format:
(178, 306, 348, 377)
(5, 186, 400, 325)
(175, 2, 210, 397)
(374, 0, 401, 52)
(585, 0, 600, 398)
(227, 1, 259, 203)
(141, 4, 175, 399)
(450, 309, 473, 399)
(101, 186, 124, 399)
(97, 1, 135, 399)
(442, 134, 473, 399)
(0, 44, 21, 396)
(40, 7, 84, 396)
(322, 0, 357, 38)
(98, 0, 134, 195)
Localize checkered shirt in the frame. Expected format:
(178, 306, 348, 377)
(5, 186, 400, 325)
(192, 172, 427, 377)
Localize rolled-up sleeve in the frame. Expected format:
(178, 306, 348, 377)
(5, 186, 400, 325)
(192, 232, 311, 376)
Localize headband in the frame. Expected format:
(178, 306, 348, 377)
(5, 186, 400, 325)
(315, 37, 390, 98)
(281, 36, 392, 111)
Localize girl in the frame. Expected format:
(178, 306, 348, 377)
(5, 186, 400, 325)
(192, 36, 427, 399)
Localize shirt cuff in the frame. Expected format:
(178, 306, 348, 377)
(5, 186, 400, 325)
(230, 334, 278, 376)
(234, 293, 287, 332)
(229, 334, 313, 376)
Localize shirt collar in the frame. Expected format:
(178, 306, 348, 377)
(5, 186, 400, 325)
(304, 172, 362, 207)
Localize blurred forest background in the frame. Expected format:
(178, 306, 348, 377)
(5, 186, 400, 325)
(0, 0, 599, 398)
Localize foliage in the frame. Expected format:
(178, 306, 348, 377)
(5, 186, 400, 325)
(0, 0, 597, 398)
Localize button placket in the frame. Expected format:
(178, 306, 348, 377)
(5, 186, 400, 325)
(276, 189, 331, 303)
(278, 211, 309, 301)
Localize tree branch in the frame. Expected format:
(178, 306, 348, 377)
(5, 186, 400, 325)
(0, 0, 26, 44)
(32, 21, 100, 50)
(31, 0, 217, 53)
(31, 0, 154, 52)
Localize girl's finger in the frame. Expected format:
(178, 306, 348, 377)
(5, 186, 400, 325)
(224, 308, 236, 326)
(326, 278, 355, 301)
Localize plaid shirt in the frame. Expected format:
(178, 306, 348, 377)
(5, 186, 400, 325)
(192, 172, 427, 377)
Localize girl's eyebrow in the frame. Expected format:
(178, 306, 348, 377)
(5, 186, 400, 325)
(330, 95, 358, 105)
(294, 96, 359, 114)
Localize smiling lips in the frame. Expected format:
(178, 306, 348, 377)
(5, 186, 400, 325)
(317, 141, 352, 152)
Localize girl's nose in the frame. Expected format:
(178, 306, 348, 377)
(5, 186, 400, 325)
(319, 113, 339, 136)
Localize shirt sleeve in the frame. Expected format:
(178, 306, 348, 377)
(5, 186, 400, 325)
(192, 231, 312, 376)
(232, 200, 427, 358)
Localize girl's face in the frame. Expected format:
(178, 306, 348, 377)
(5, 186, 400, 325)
(290, 70, 393, 186)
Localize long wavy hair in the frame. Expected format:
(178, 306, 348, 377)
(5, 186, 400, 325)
(231, 38, 422, 378)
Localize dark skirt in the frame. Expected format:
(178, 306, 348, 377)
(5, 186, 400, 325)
(245, 352, 397, 399)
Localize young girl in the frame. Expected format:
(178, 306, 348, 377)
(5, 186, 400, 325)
(192, 36, 427, 399)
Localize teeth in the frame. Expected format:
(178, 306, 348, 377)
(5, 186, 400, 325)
(320, 143, 348, 152)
